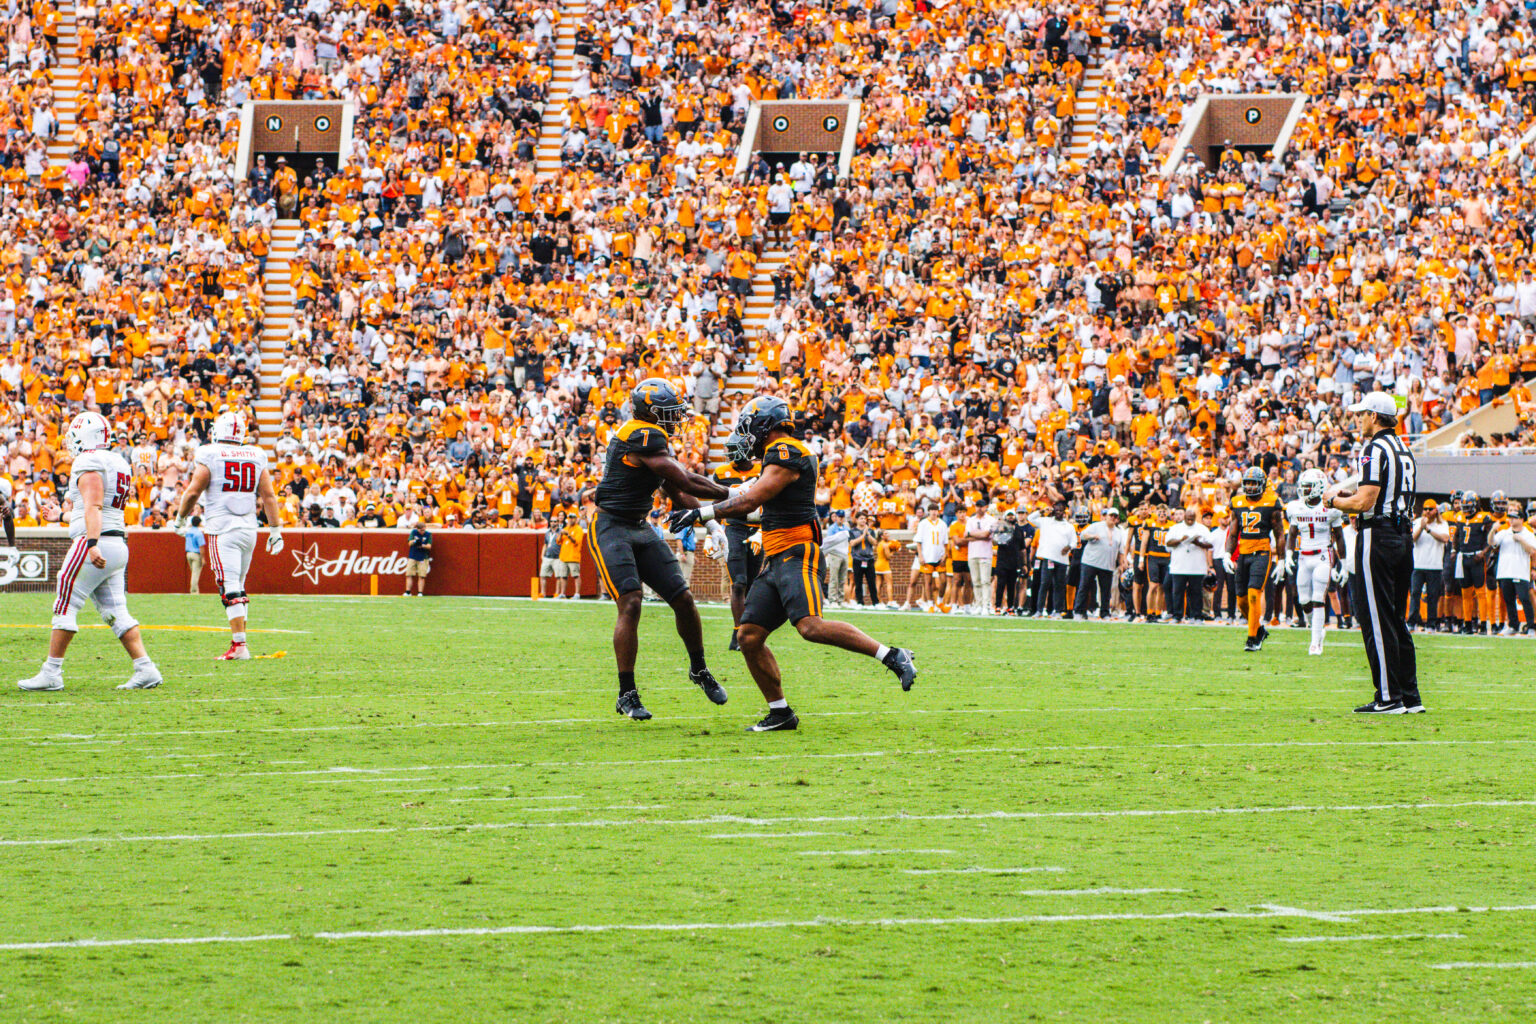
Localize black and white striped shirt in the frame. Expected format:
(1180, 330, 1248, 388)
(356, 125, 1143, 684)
(1358, 429, 1416, 520)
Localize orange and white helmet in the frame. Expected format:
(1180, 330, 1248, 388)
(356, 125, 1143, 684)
(65, 411, 110, 455)
(211, 411, 248, 445)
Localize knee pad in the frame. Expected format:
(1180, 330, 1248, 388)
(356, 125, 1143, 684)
(99, 605, 138, 637)
(225, 599, 249, 622)
(220, 590, 249, 609)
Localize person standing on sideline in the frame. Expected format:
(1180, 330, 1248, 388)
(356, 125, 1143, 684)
(184, 517, 205, 594)
(405, 522, 432, 596)
(908, 507, 948, 610)
(1408, 500, 1449, 630)
(964, 503, 996, 614)
(1486, 503, 1536, 635)
(1074, 507, 1121, 619)
(821, 509, 850, 607)
(992, 510, 1027, 613)
(1027, 501, 1078, 617)
(1164, 506, 1214, 622)
(849, 512, 878, 606)
(1325, 392, 1422, 714)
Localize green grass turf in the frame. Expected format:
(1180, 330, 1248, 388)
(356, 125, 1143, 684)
(0, 593, 1534, 1022)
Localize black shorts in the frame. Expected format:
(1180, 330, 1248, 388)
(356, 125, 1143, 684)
(1066, 560, 1083, 588)
(768, 211, 790, 225)
(1147, 558, 1168, 586)
(587, 510, 687, 602)
(1236, 550, 1273, 593)
(741, 541, 826, 632)
(951, 560, 969, 575)
(724, 522, 762, 588)
(1134, 564, 1148, 587)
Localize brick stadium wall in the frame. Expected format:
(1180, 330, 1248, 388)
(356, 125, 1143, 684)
(754, 101, 853, 154)
(251, 101, 347, 154)
(1190, 96, 1302, 159)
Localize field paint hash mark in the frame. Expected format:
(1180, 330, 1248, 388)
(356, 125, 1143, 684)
(1015, 888, 1186, 896)
(0, 624, 309, 634)
(3, 799, 1534, 848)
(1431, 962, 1536, 970)
(904, 867, 1067, 875)
(4, 904, 1535, 952)
(445, 794, 586, 804)
(797, 849, 957, 857)
(1255, 903, 1360, 924)
(1279, 933, 1465, 943)
(707, 831, 850, 839)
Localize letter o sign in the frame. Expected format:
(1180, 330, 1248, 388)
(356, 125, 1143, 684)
(314, 115, 333, 132)
(772, 115, 790, 132)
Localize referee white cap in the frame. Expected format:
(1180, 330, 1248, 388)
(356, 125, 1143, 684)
(1348, 392, 1398, 416)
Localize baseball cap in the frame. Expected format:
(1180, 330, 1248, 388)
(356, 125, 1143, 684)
(1423, 499, 1438, 509)
(1349, 392, 1398, 416)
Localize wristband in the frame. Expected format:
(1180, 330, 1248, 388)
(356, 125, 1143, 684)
(85, 538, 99, 549)
(698, 504, 716, 523)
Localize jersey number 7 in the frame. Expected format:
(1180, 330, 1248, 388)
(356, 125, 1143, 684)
(223, 462, 258, 493)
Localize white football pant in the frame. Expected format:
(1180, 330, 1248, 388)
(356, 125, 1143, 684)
(1294, 552, 1331, 605)
(207, 527, 257, 621)
(51, 536, 138, 635)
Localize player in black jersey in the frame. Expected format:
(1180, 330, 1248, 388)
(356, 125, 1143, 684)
(1454, 490, 1493, 634)
(588, 378, 731, 721)
(669, 397, 916, 732)
(712, 444, 762, 652)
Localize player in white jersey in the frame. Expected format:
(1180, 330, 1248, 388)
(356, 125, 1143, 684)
(1284, 469, 1346, 655)
(18, 412, 162, 692)
(174, 412, 284, 660)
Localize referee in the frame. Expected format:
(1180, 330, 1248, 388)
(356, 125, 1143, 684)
(1326, 393, 1422, 715)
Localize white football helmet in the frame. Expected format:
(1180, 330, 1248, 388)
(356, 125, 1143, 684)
(211, 411, 248, 445)
(65, 411, 110, 455)
(1298, 468, 1327, 506)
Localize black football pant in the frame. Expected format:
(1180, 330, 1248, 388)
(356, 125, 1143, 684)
(1408, 568, 1443, 626)
(1073, 566, 1113, 618)
(1353, 523, 1419, 706)
(1500, 579, 1535, 629)
(1168, 573, 1204, 621)
(995, 566, 1020, 609)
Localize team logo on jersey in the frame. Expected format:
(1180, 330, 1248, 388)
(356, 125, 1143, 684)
(291, 542, 412, 583)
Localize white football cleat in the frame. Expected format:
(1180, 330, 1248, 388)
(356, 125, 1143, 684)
(216, 642, 252, 661)
(1307, 641, 1323, 656)
(117, 666, 163, 690)
(17, 670, 64, 692)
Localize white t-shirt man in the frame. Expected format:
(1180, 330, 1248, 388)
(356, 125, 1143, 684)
(1164, 520, 1212, 576)
(913, 514, 948, 566)
(1490, 521, 1536, 580)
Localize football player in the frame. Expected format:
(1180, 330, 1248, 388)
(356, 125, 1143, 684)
(1227, 466, 1286, 652)
(18, 412, 163, 692)
(173, 412, 284, 660)
(1284, 469, 1346, 655)
(712, 440, 761, 652)
(668, 397, 916, 732)
(1454, 490, 1492, 634)
(588, 378, 730, 721)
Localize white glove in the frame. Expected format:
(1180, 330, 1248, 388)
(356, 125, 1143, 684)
(266, 530, 285, 555)
(706, 520, 728, 561)
(702, 535, 720, 560)
(172, 515, 187, 536)
(746, 508, 762, 524)
(1284, 551, 1296, 578)
(1271, 557, 1286, 583)
(1331, 564, 1347, 586)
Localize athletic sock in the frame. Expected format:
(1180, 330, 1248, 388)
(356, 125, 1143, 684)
(618, 671, 636, 695)
(132, 656, 154, 670)
(232, 632, 246, 645)
(1310, 606, 1325, 647)
(687, 648, 706, 674)
(45, 656, 63, 672)
(1246, 591, 1262, 639)
(768, 699, 788, 709)
(874, 644, 891, 662)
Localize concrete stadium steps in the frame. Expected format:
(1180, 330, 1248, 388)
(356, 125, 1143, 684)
(534, 0, 588, 179)
(1065, 0, 1126, 164)
(706, 248, 787, 466)
(255, 220, 302, 438)
(46, 3, 82, 167)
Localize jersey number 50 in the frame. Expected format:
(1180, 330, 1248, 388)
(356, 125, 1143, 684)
(223, 462, 258, 493)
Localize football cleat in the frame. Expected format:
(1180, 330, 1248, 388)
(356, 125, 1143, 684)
(615, 690, 652, 720)
(727, 633, 741, 653)
(883, 647, 918, 691)
(217, 642, 252, 661)
(1243, 639, 1261, 653)
(1307, 641, 1322, 656)
(747, 707, 799, 732)
(117, 666, 163, 690)
(17, 670, 64, 692)
(1354, 699, 1406, 715)
(1256, 624, 1269, 648)
(690, 667, 728, 705)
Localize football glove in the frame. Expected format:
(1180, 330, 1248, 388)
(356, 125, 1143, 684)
(1271, 558, 1286, 583)
(667, 507, 705, 532)
(171, 515, 188, 536)
(1284, 551, 1296, 578)
(706, 520, 728, 561)
(1331, 564, 1347, 586)
(266, 530, 285, 555)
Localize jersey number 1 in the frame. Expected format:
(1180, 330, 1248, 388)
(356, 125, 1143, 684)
(224, 462, 258, 493)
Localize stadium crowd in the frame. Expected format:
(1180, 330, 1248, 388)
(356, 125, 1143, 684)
(1, 0, 1535, 563)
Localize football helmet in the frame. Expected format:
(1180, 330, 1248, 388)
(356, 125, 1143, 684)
(1241, 466, 1267, 498)
(211, 411, 248, 445)
(1491, 490, 1508, 517)
(630, 378, 688, 433)
(1461, 490, 1481, 516)
(1298, 468, 1327, 506)
(65, 411, 110, 455)
(731, 396, 795, 458)
(1073, 505, 1091, 527)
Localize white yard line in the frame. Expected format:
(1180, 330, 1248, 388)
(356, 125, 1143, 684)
(797, 849, 956, 857)
(1431, 961, 1536, 970)
(1279, 933, 1464, 943)
(903, 867, 1067, 875)
(3, 903, 1534, 953)
(1016, 888, 1186, 896)
(4, 738, 1534, 789)
(1, 799, 1531, 848)
(707, 831, 849, 839)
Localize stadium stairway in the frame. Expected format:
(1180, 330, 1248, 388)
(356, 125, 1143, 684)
(46, 1, 82, 168)
(1065, 0, 1126, 164)
(534, 0, 587, 179)
(706, 248, 785, 465)
(253, 220, 302, 438)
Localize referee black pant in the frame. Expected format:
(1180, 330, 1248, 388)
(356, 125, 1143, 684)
(1408, 568, 1442, 626)
(1353, 522, 1419, 706)
(1073, 565, 1113, 618)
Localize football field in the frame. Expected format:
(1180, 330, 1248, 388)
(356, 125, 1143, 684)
(1, 593, 1533, 1022)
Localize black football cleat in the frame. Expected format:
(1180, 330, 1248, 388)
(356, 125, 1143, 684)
(883, 647, 918, 691)
(690, 668, 728, 705)
(728, 632, 741, 653)
(1354, 699, 1406, 715)
(1243, 639, 1261, 653)
(747, 707, 799, 732)
(1256, 624, 1270, 648)
(615, 690, 652, 720)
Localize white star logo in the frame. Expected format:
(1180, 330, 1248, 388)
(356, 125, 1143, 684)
(291, 541, 325, 584)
